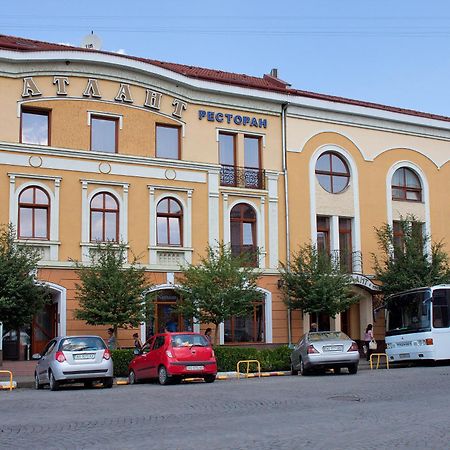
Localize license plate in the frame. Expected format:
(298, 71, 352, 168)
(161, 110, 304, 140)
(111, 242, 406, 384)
(399, 353, 410, 359)
(73, 353, 96, 360)
(186, 365, 204, 371)
(323, 345, 343, 352)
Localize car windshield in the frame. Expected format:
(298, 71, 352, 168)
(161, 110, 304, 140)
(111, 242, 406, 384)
(171, 334, 209, 348)
(59, 337, 106, 352)
(309, 332, 349, 341)
(386, 290, 431, 336)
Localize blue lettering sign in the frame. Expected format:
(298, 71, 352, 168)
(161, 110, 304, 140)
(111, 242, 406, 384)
(198, 110, 206, 120)
(234, 115, 242, 125)
(207, 111, 215, 121)
(225, 113, 233, 124)
(197, 110, 268, 128)
(216, 112, 224, 122)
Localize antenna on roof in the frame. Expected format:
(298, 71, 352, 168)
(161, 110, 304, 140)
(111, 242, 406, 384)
(81, 31, 102, 50)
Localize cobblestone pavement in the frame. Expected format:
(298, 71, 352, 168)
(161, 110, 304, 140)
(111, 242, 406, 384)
(1, 365, 450, 450)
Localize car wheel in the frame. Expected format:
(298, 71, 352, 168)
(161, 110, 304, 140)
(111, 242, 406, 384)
(49, 371, 59, 391)
(129, 370, 137, 385)
(204, 375, 216, 383)
(103, 377, 114, 388)
(291, 362, 299, 376)
(34, 372, 43, 390)
(299, 358, 309, 376)
(348, 364, 358, 375)
(158, 366, 170, 385)
(334, 367, 341, 375)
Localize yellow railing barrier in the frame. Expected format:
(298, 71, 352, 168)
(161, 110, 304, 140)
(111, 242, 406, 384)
(236, 360, 261, 379)
(370, 353, 390, 370)
(0, 370, 14, 391)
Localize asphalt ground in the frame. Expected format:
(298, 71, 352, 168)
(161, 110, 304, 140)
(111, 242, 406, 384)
(1, 363, 450, 450)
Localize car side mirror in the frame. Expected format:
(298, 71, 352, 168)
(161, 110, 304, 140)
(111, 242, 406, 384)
(32, 353, 42, 360)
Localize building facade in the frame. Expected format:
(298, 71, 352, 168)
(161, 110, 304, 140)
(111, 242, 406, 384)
(0, 35, 449, 357)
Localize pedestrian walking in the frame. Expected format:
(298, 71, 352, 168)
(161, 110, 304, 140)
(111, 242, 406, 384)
(107, 327, 117, 351)
(364, 323, 376, 361)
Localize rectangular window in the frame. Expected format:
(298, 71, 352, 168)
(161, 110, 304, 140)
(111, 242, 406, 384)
(432, 289, 450, 328)
(244, 136, 261, 169)
(339, 218, 353, 272)
(156, 124, 180, 159)
(91, 116, 118, 153)
(317, 216, 330, 255)
(219, 132, 235, 166)
(21, 109, 49, 145)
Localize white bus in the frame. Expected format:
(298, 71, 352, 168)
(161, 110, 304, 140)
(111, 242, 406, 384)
(385, 285, 450, 363)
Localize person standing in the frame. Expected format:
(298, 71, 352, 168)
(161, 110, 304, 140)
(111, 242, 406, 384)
(107, 328, 117, 351)
(309, 322, 318, 332)
(364, 324, 374, 361)
(133, 333, 142, 355)
(204, 327, 213, 344)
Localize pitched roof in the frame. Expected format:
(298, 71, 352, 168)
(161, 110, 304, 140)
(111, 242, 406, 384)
(1, 33, 449, 124)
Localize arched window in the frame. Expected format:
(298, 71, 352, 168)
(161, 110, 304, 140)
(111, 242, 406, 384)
(230, 203, 257, 265)
(224, 299, 265, 343)
(315, 151, 350, 194)
(157, 198, 182, 246)
(90, 192, 119, 242)
(18, 186, 50, 239)
(392, 167, 422, 201)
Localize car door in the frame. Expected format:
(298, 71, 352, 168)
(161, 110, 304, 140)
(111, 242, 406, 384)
(133, 336, 155, 380)
(37, 339, 57, 383)
(147, 335, 166, 378)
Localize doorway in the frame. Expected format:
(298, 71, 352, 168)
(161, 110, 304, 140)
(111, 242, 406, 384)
(32, 302, 57, 355)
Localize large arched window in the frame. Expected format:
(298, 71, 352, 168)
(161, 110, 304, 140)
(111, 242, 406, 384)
(315, 151, 350, 194)
(157, 198, 183, 246)
(90, 192, 119, 242)
(230, 203, 257, 264)
(224, 299, 265, 343)
(392, 167, 422, 201)
(18, 186, 50, 239)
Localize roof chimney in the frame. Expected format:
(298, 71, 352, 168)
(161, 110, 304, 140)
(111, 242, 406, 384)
(270, 68, 278, 78)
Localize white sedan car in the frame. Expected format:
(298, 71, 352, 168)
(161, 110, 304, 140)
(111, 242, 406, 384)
(290, 331, 360, 375)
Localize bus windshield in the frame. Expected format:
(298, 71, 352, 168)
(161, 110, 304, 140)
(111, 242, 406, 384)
(386, 289, 431, 336)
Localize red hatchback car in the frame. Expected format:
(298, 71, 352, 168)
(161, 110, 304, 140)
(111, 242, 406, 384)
(128, 332, 217, 385)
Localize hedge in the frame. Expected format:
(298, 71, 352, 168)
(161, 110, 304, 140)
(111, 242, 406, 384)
(111, 345, 291, 377)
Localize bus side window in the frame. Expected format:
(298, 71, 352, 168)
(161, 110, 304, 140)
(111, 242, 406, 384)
(433, 290, 450, 328)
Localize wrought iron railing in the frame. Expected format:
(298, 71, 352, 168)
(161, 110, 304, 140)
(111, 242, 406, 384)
(220, 165, 265, 189)
(231, 245, 259, 267)
(330, 250, 363, 274)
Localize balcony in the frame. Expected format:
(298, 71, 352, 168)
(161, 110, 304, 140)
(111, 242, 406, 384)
(330, 250, 363, 274)
(220, 165, 265, 190)
(231, 244, 259, 267)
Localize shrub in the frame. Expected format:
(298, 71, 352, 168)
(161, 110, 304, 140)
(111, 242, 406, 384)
(214, 346, 291, 372)
(111, 349, 134, 377)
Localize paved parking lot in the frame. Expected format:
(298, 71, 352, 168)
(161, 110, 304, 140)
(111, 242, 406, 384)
(1, 364, 450, 450)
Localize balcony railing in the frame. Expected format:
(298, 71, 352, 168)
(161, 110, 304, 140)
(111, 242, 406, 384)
(220, 165, 265, 190)
(330, 250, 363, 274)
(231, 244, 259, 267)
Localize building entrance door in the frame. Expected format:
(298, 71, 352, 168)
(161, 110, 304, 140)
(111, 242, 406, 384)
(32, 302, 57, 355)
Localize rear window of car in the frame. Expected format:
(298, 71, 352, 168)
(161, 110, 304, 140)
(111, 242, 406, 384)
(309, 332, 349, 341)
(171, 334, 209, 347)
(59, 337, 106, 352)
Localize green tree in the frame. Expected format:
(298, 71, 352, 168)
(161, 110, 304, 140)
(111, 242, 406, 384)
(74, 242, 151, 343)
(0, 223, 49, 331)
(373, 216, 450, 297)
(280, 243, 360, 329)
(175, 244, 263, 344)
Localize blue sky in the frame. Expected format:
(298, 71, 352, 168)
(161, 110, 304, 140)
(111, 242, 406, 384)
(3, 1, 450, 116)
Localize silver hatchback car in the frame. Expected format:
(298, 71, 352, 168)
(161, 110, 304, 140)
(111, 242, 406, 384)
(290, 331, 360, 375)
(33, 335, 114, 391)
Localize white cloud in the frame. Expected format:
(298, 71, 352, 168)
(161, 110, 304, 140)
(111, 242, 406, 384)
(115, 48, 127, 55)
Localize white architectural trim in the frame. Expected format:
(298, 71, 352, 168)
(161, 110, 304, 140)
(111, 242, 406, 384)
(87, 110, 123, 129)
(386, 161, 431, 251)
(41, 281, 67, 336)
(148, 187, 193, 265)
(208, 169, 220, 248)
(8, 174, 61, 261)
(80, 181, 129, 261)
(309, 145, 361, 262)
